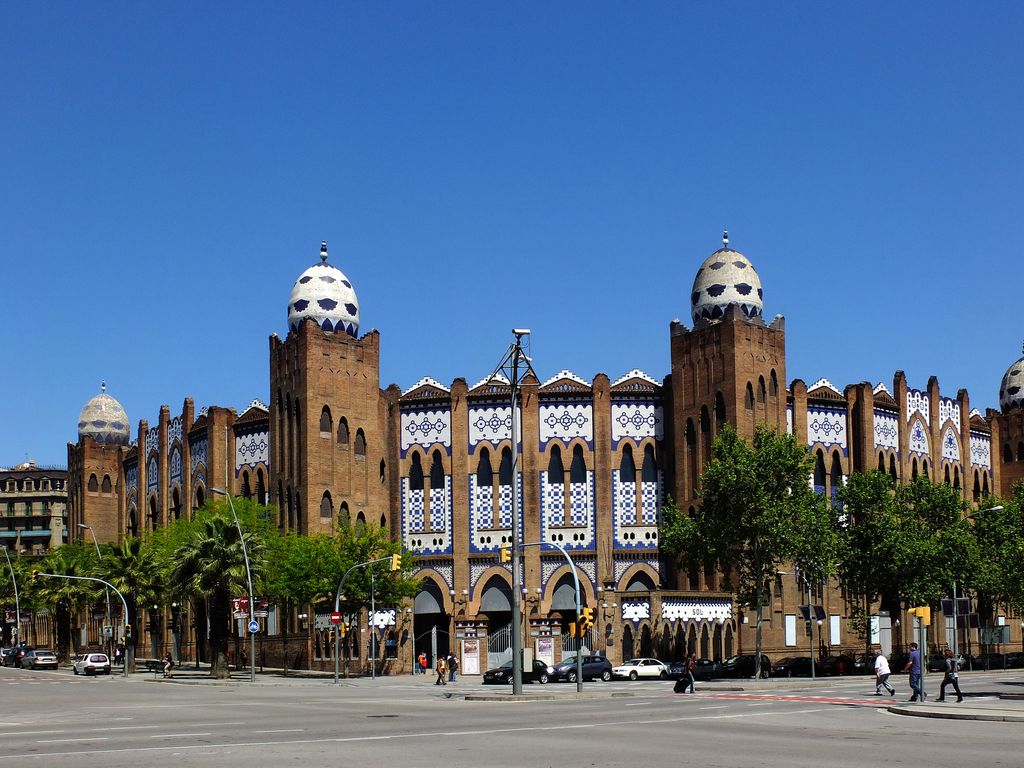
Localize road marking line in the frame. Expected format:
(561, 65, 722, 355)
(37, 737, 109, 743)
(91, 726, 160, 732)
(9, 731, 66, 736)
(151, 733, 213, 739)
(624, 702, 650, 707)
(698, 706, 726, 710)
(253, 729, 305, 733)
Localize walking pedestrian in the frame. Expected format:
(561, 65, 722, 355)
(417, 651, 427, 675)
(682, 652, 697, 693)
(435, 655, 447, 685)
(903, 642, 925, 701)
(873, 649, 895, 696)
(937, 648, 963, 703)
(447, 653, 459, 682)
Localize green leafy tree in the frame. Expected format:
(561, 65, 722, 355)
(37, 543, 100, 660)
(168, 502, 268, 679)
(680, 424, 838, 678)
(96, 536, 163, 671)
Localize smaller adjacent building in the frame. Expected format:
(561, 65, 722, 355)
(0, 459, 68, 555)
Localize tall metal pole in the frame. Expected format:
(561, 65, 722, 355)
(2, 547, 20, 646)
(807, 578, 816, 680)
(78, 524, 112, 657)
(521, 540, 583, 693)
(509, 331, 525, 696)
(952, 581, 959, 662)
(210, 488, 256, 683)
(332, 555, 396, 684)
(370, 571, 376, 681)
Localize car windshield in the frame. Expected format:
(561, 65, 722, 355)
(560, 656, 577, 665)
(36, 650, 55, 655)
(621, 660, 641, 666)
(724, 656, 741, 665)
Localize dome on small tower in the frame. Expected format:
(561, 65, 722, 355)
(287, 241, 360, 337)
(690, 231, 763, 325)
(77, 383, 130, 445)
(999, 341, 1024, 413)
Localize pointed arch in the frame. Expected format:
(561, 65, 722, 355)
(409, 451, 424, 491)
(889, 454, 898, 481)
(569, 444, 586, 484)
(499, 447, 513, 486)
(339, 501, 350, 529)
(171, 487, 182, 521)
(88, 474, 99, 492)
(641, 444, 657, 482)
(355, 510, 366, 532)
(101, 475, 112, 493)
(354, 428, 367, 457)
(379, 513, 387, 531)
(878, 452, 886, 472)
(745, 382, 755, 410)
(547, 444, 564, 483)
(715, 391, 726, 432)
(241, 470, 252, 500)
(476, 447, 492, 487)
(256, 468, 266, 505)
(430, 449, 445, 488)
(320, 490, 333, 519)
(757, 375, 766, 404)
(337, 416, 350, 446)
(769, 369, 779, 399)
(813, 450, 826, 492)
(319, 405, 332, 436)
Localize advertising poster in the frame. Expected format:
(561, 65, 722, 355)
(536, 636, 554, 666)
(461, 638, 480, 675)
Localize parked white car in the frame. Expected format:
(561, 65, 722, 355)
(612, 658, 669, 680)
(72, 653, 111, 676)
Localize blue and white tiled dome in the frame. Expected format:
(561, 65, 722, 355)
(77, 383, 130, 445)
(999, 342, 1024, 413)
(287, 241, 360, 336)
(690, 231, 763, 325)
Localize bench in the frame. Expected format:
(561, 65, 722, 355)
(141, 659, 166, 676)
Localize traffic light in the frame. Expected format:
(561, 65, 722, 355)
(390, 553, 401, 572)
(908, 606, 931, 624)
(499, 545, 511, 563)
(31, 570, 39, 584)
(340, 621, 349, 638)
(124, 624, 132, 640)
(579, 607, 594, 634)
(566, 621, 577, 638)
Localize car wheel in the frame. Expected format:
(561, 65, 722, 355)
(73, 668, 78, 675)
(601, 669, 612, 682)
(567, 671, 577, 683)
(629, 671, 638, 681)
(660, 670, 667, 680)
(539, 673, 549, 684)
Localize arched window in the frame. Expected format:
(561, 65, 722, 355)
(277, 480, 284, 527)
(149, 495, 159, 529)
(499, 447, 513, 486)
(757, 376, 766, 404)
(889, 454, 898, 481)
(642, 444, 658, 482)
(715, 392, 726, 432)
(944, 465, 951, 486)
(88, 474, 99, 492)
(101, 475, 112, 493)
(620, 444, 636, 483)
(256, 469, 266, 505)
(380, 514, 387, 531)
(171, 488, 182, 521)
(1018, 442, 1024, 461)
(569, 445, 586, 484)
(355, 511, 366, 533)
(813, 450, 826, 491)
(745, 382, 755, 410)
(829, 453, 843, 499)
(878, 453, 885, 472)
(320, 491, 333, 519)
(430, 450, 444, 489)
(911, 458, 919, 481)
(922, 460, 930, 481)
(686, 418, 698, 496)
(354, 428, 367, 457)
(319, 405, 332, 436)
(973, 471, 981, 503)
(476, 448, 492, 487)
(127, 508, 138, 538)
(547, 445, 563, 484)
(340, 501, 350, 529)
(295, 492, 302, 532)
(379, 459, 386, 484)
(277, 388, 285, 466)
(769, 369, 779, 399)
(241, 470, 252, 499)
(953, 466, 961, 492)
(1004, 444, 1013, 463)
(195, 485, 205, 510)
(338, 417, 350, 446)
(409, 452, 424, 490)
(983, 473, 990, 495)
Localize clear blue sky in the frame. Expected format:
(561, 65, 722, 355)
(3, 3, 1022, 468)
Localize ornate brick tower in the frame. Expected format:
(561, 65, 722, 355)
(993, 341, 1024, 496)
(665, 233, 787, 587)
(67, 383, 130, 544)
(269, 241, 393, 536)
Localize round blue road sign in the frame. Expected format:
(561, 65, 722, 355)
(248, 620, 260, 633)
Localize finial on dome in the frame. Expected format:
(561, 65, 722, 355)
(101, 380, 106, 393)
(722, 229, 729, 249)
(320, 240, 328, 263)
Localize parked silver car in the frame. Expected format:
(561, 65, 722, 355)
(20, 649, 58, 670)
(73, 652, 111, 676)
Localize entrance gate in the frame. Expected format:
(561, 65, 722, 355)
(562, 628, 596, 657)
(487, 624, 512, 669)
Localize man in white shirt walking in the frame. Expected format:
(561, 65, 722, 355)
(874, 649, 895, 696)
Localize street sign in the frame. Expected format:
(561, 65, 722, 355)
(248, 619, 260, 634)
(330, 611, 342, 625)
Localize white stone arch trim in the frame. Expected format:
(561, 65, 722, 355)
(615, 561, 660, 593)
(538, 563, 596, 613)
(941, 426, 962, 463)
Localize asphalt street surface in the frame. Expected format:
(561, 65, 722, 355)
(4, 665, 1024, 768)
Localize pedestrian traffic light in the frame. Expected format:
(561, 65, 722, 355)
(124, 624, 132, 640)
(499, 545, 511, 563)
(390, 553, 401, 571)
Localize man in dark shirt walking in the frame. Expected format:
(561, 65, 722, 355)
(904, 642, 925, 702)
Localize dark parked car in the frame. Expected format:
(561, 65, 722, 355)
(4, 646, 33, 668)
(669, 658, 723, 681)
(720, 654, 772, 678)
(975, 653, 1007, 670)
(1002, 652, 1024, 669)
(552, 654, 613, 682)
(771, 656, 814, 677)
(483, 659, 554, 685)
(20, 649, 58, 670)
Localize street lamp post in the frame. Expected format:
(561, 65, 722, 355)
(779, 570, 816, 679)
(2, 547, 20, 646)
(209, 488, 256, 683)
(332, 554, 401, 684)
(77, 524, 112, 657)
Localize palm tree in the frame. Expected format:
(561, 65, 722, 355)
(37, 544, 98, 661)
(98, 537, 162, 672)
(169, 514, 265, 678)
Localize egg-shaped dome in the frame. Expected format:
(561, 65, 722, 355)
(287, 241, 360, 337)
(999, 342, 1024, 412)
(78, 383, 130, 445)
(690, 231, 763, 325)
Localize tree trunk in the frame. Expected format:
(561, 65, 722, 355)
(55, 603, 72, 662)
(209, 587, 231, 679)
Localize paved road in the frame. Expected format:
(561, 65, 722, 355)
(4, 666, 1024, 767)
